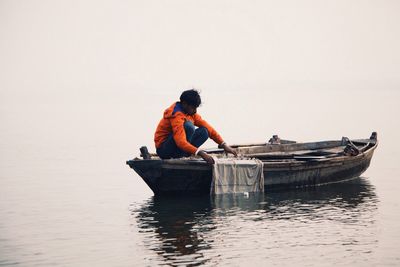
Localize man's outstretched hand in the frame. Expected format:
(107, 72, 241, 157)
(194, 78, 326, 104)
(198, 150, 215, 165)
(221, 143, 238, 157)
(197, 143, 237, 164)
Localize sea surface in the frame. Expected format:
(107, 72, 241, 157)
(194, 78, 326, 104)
(1, 88, 400, 266)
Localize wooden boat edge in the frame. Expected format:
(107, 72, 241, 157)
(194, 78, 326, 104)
(126, 133, 378, 195)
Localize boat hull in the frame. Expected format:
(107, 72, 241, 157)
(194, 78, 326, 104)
(127, 141, 376, 196)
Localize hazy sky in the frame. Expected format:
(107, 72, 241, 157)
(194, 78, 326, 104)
(1, 0, 399, 151)
(1, 0, 399, 97)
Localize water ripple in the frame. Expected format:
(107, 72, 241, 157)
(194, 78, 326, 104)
(130, 178, 379, 266)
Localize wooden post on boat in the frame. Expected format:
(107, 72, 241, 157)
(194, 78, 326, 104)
(370, 132, 377, 140)
(140, 146, 151, 159)
(269, 135, 281, 144)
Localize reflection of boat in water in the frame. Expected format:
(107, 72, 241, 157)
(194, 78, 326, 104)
(132, 178, 378, 265)
(213, 178, 378, 212)
(127, 133, 378, 196)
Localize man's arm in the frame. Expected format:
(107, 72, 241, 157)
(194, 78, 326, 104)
(194, 114, 237, 156)
(193, 113, 223, 143)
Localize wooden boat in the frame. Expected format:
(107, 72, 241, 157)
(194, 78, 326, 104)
(126, 132, 378, 196)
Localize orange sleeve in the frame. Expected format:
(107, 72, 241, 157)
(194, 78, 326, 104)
(193, 114, 224, 145)
(170, 113, 198, 155)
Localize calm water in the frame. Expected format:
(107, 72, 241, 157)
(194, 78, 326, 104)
(133, 179, 379, 266)
(1, 89, 400, 266)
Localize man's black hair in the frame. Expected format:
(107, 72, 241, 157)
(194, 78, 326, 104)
(180, 89, 201, 107)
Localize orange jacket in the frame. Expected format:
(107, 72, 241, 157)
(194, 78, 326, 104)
(154, 102, 224, 155)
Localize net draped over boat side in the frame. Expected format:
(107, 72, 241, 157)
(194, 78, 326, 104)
(211, 157, 264, 195)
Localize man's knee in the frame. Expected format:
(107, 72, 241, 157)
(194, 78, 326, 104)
(198, 127, 209, 138)
(183, 121, 195, 136)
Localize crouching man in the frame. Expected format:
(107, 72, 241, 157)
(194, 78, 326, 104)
(154, 89, 237, 164)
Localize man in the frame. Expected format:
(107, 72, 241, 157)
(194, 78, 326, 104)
(154, 89, 237, 164)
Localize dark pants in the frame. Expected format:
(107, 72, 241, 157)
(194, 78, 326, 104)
(157, 121, 209, 159)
